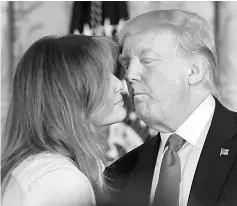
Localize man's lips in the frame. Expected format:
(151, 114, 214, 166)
(114, 99, 124, 105)
(134, 93, 147, 96)
(126, 82, 149, 98)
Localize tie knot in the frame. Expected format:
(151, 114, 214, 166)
(165, 133, 185, 153)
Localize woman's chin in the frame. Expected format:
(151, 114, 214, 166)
(116, 107, 127, 122)
(102, 107, 127, 126)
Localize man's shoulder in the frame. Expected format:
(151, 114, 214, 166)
(105, 141, 145, 176)
(103, 135, 160, 198)
(228, 107, 237, 123)
(104, 141, 148, 192)
(105, 135, 159, 177)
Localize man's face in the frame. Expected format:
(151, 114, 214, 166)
(119, 30, 190, 132)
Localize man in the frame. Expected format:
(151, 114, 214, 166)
(103, 10, 237, 206)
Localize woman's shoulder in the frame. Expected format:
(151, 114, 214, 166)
(12, 152, 96, 205)
(12, 152, 78, 187)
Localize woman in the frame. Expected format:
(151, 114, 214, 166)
(1, 35, 126, 206)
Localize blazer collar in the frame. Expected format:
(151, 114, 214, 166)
(188, 98, 237, 206)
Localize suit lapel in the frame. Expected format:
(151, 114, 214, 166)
(188, 99, 237, 206)
(119, 134, 161, 206)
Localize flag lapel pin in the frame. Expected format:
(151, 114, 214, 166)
(220, 148, 229, 157)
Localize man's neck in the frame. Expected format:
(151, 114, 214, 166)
(174, 90, 211, 130)
(160, 90, 211, 133)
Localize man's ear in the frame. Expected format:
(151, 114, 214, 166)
(188, 58, 207, 86)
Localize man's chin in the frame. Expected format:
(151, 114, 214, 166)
(135, 108, 149, 122)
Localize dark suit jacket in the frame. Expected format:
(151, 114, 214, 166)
(102, 99, 237, 206)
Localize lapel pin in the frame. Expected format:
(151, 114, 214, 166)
(220, 148, 229, 157)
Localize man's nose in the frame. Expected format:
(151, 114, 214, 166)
(126, 60, 142, 83)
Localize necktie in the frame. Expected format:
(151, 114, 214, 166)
(153, 134, 185, 206)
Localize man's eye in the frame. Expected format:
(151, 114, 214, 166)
(141, 59, 155, 64)
(123, 63, 129, 70)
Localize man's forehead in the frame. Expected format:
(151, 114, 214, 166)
(122, 32, 155, 51)
(121, 30, 176, 57)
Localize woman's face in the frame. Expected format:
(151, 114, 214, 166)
(94, 73, 127, 126)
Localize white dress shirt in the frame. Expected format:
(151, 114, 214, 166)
(150, 94, 216, 206)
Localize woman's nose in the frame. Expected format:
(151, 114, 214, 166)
(114, 76, 125, 93)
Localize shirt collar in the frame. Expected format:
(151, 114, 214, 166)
(160, 94, 216, 148)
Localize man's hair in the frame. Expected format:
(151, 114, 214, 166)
(118, 10, 219, 97)
(1, 35, 119, 198)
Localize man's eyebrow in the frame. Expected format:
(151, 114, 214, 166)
(139, 48, 162, 57)
(119, 48, 162, 63)
(119, 46, 150, 59)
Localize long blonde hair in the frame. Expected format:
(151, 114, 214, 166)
(1, 35, 119, 198)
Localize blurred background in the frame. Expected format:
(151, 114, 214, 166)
(1, 1, 237, 165)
